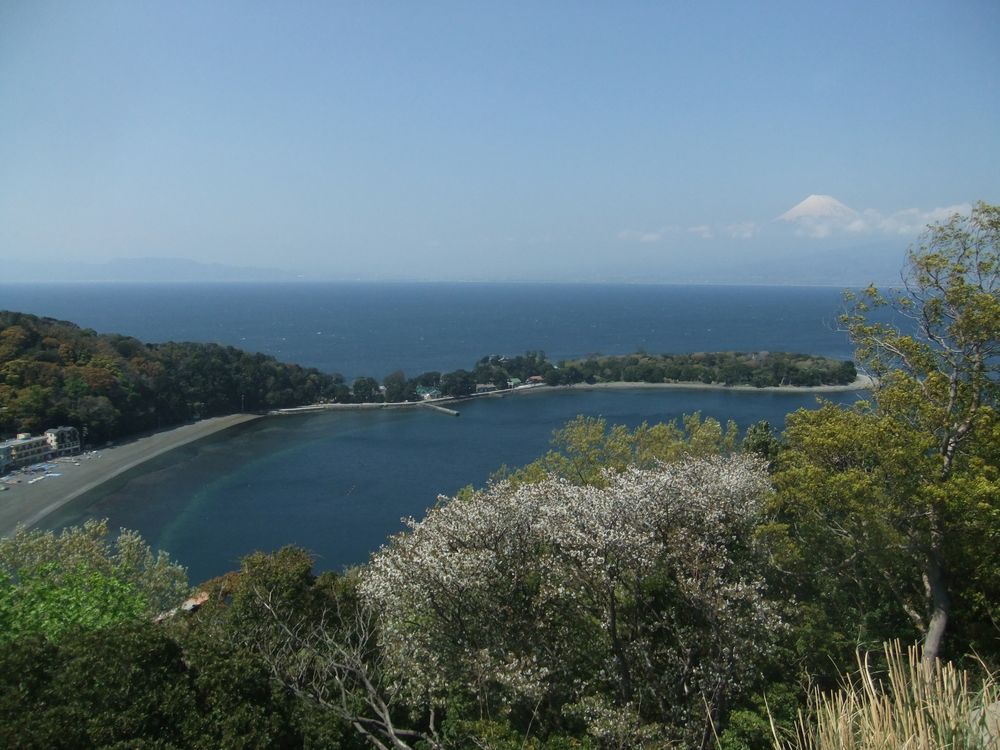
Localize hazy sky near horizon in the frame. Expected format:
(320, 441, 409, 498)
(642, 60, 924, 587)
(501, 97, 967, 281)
(1, 1, 998, 282)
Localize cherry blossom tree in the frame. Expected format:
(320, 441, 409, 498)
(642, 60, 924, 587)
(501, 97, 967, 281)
(361, 455, 782, 746)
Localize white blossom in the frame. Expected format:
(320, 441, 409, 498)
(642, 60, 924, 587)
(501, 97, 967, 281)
(360, 454, 782, 742)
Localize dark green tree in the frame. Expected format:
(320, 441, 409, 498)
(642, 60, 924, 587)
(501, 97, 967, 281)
(0, 521, 188, 642)
(841, 202, 1000, 663)
(383, 370, 416, 402)
(351, 376, 382, 403)
(440, 369, 475, 397)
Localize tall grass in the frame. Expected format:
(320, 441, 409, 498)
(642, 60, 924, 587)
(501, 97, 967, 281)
(773, 641, 1000, 749)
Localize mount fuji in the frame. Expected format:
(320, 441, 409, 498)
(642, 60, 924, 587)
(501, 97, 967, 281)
(778, 194, 857, 222)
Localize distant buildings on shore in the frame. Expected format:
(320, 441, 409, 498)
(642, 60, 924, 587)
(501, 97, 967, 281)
(0, 427, 81, 474)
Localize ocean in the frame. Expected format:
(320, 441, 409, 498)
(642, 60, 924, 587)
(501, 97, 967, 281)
(0, 282, 854, 379)
(2, 283, 866, 582)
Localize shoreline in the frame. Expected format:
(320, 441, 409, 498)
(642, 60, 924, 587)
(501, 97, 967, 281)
(272, 374, 875, 414)
(539, 373, 876, 395)
(0, 414, 261, 537)
(0, 375, 873, 535)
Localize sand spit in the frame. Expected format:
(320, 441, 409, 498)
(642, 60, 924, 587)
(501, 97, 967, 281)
(549, 374, 876, 394)
(274, 375, 875, 415)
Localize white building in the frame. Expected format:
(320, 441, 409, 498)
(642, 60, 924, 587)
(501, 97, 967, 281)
(45, 426, 81, 457)
(2, 433, 51, 468)
(0, 426, 80, 472)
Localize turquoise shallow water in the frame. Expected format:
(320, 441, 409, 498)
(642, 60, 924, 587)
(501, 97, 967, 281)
(44, 387, 864, 583)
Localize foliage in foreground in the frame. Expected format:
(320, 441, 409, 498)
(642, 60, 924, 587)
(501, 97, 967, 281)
(763, 201, 1000, 675)
(0, 621, 307, 749)
(776, 641, 1000, 750)
(362, 454, 780, 748)
(496, 411, 742, 488)
(840, 200, 1000, 665)
(0, 520, 188, 643)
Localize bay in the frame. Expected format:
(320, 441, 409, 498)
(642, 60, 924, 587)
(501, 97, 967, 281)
(42, 387, 864, 584)
(3, 282, 867, 582)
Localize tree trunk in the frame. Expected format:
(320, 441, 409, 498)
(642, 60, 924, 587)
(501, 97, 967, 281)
(922, 547, 950, 666)
(607, 583, 634, 702)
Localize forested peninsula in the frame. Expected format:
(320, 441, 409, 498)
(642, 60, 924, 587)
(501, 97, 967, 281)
(0, 311, 342, 442)
(542, 350, 856, 387)
(1, 310, 856, 445)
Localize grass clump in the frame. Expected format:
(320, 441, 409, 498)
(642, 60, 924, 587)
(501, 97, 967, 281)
(774, 641, 999, 749)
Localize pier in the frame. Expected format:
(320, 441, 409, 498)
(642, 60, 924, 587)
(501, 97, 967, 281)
(270, 399, 461, 417)
(421, 403, 460, 417)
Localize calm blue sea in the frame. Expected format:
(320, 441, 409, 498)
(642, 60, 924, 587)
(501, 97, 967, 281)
(0, 283, 853, 379)
(2, 283, 866, 582)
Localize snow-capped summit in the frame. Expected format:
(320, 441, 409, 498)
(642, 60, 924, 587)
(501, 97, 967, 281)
(778, 194, 856, 222)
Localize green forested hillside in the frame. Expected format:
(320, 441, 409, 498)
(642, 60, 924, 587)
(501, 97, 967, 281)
(0, 311, 347, 442)
(0, 310, 857, 440)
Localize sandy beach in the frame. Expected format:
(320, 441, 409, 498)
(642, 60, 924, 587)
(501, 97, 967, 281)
(273, 375, 875, 415)
(0, 414, 261, 536)
(457, 374, 875, 398)
(547, 374, 876, 394)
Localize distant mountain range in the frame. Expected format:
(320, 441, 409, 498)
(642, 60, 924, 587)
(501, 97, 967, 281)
(4, 193, 922, 286)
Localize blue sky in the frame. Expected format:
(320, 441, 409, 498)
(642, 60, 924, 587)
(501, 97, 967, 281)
(1, 1, 998, 282)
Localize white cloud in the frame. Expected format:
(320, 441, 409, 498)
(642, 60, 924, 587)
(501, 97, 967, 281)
(618, 226, 678, 243)
(619, 229, 655, 242)
(848, 204, 971, 236)
(777, 197, 970, 240)
(618, 200, 967, 248)
(791, 219, 836, 239)
(727, 222, 758, 239)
